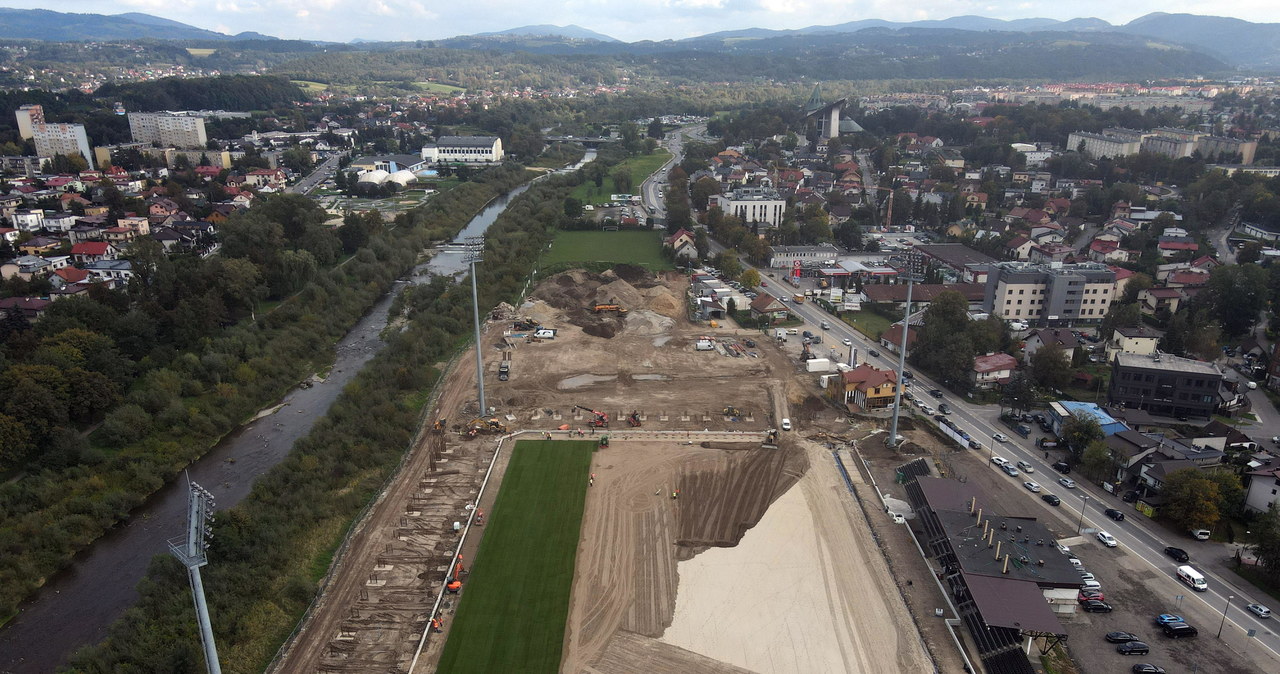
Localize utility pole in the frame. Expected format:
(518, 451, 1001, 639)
(466, 236, 487, 415)
(1076, 494, 1090, 535)
(887, 273, 920, 448)
(1217, 594, 1235, 638)
(169, 479, 221, 674)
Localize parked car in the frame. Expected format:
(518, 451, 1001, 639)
(1191, 529, 1211, 540)
(1122, 490, 1139, 503)
(1105, 508, 1126, 521)
(1000, 464, 1020, 477)
(990, 456, 1010, 467)
(1246, 603, 1272, 619)
(1163, 547, 1190, 563)
(1079, 572, 1096, 582)
(968, 440, 983, 450)
(1052, 461, 1071, 473)
(1097, 531, 1119, 548)
(993, 432, 1010, 443)
(1154, 614, 1184, 625)
(1105, 631, 1141, 643)
(1041, 493, 1061, 506)
(780, 418, 792, 431)
(1131, 665, 1166, 674)
(1117, 642, 1151, 655)
(1081, 599, 1113, 613)
(1023, 481, 1042, 493)
(1059, 477, 1076, 489)
(1162, 622, 1198, 639)
(1016, 460, 1034, 473)
(843, 338, 853, 347)
(1079, 589, 1106, 603)
(902, 370, 914, 379)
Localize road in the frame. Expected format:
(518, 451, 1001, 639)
(287, 151, 346, 195)
(640, 125, 703, 227)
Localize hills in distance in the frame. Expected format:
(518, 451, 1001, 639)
(1, 9, 1279, 71)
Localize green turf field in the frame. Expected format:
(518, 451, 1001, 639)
(570, 150, 671, 205)
(436, 440, 595, 674)
(542, 230, 671, 270)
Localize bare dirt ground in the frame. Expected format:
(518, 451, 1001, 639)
(273, 266, 943, 673)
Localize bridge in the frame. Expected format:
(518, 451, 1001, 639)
(545, 135, 619, 146)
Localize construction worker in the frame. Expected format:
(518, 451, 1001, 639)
(447, 580, 462, 594)
(432, 617, 443, 633)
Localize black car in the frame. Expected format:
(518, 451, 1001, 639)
(1041, 494, 1061, 506)
(930, 389, 944, 398)
(1106, 631, 1141, 643)
(934, 414, 947, 422)
(868, 349, 881, 357)
(1163, 546, 1189, 563)
(1052, 461, 1071, 473)
(1162, 622, 1198, 639)
(1122, 490, 1139, 503)
(1105, 508, 1126, 521)
(1131, 665, 1166, 674)
(1081, 600, 1113, 613)
(902, 370, 914, 379)
(938, 403, 952, 414)
(1117, 641, 1151, 655)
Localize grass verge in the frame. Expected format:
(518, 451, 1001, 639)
(842, 310, 893, 341)
(1232, 564, 1280, 605)
(436, 440, 594, 673)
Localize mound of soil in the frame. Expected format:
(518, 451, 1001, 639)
(583, 323, 617, 338)
(625, 310, 675, 336)
(613, 263, 651, 285)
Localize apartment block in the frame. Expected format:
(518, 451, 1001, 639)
(982, 261, 1116, 326)
(32, 123, 94, 169)
(15, 104, 44, 139)
(1109, 352, 1223, 420)
(127, 112, 208, 149)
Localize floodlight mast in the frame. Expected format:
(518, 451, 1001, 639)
(465, 236, 487, 415)
(168, 479, 221, 674)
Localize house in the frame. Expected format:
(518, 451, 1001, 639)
(1005, 235, 1034, 261)
(972, 352, 1018, 389)
(51, 266, 90, 287)
(1105, 325, 1161, 362)
(879, 321, 919, 354)
(0, 254, 52, 280)
(70, 241, 118, 264)
(1138, 287, 1186, 316)
(663, 228, 698, 261)
(1245, 466, 1280, 514)
(1087, 239, 1131, 263)
(826, 364, 899, 411)
(102, 226, 139, 245)
(19, 236, 62, 255)
(0, 296, 52, 321)
(0, 227, 17, 244)
(10, 210, 44, 232)
(81, 259, 133, 286)
(68, 223, 104, 244)
(749, 293, 789, 323)
(245, 168, 288, 188)
(1024, 328, 1085, 364)
(1028, 243, 1075, 264)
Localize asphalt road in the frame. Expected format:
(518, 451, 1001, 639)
(287, 151, 346, 195)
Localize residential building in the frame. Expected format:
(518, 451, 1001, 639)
(663, 228, 697, 261)
(420, 136, 504, 164)
(0, 296, 51, 321)
(972, 352, 1018, 390)
(1023, 328, 1085, 364)
(1109, 352, 1223, 420)
(127, 112, 208, 148)
(14, 104, 44, 139)
(1138, 287, 1186, 316)
(827, 364, 898, 411)
(982, 261, 1116, 326)
(31, 123, 94, 169)
(10, 210, 44, 232)
(713, 184, 787, 227)
(1066, 129, 1144, 158)
(1245, 466, 1280, 515)
(749, 293, 789, 323)
(1105, 325, 1161, 362)
(70, 241, 118, 264)
(81, 259, 133, 286)
(0, 155, 46, 176)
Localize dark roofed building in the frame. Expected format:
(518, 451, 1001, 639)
(909, 244, 998, 283)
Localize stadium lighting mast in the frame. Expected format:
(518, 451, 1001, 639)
(466, 236, 488, 415)
(887, 272, 921, 448)
(169, 479, 221, 674)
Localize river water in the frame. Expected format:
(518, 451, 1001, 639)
(0, 149, 594, 673)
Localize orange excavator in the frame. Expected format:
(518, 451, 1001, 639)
(575, 404, 609, 428)
(591, 303, 629, 315)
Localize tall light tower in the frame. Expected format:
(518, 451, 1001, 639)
(169, 480, 221, 674)
(887, 272, 921, 448)
(465, 235, 488, 415)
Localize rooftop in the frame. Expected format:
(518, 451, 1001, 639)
(934, 508, 1083, 588)
(1115, 351, 1220, 376)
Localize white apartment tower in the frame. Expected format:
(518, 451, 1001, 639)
(128, 112, 208, 148)
(15, 104, 44, 139)
(32, 123, 94, 169)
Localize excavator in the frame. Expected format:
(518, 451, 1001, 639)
(723, 406, 742, 418)
(575, 404, 610, 428)
(464, 417, 508, 439)
(626, 411, 642, 427)
(591, 303, 629, 315)
(432, 418, 448, 433)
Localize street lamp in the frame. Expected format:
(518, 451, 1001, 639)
(1076, 495, 1090, 534)
(1217, 594, 1235, 639)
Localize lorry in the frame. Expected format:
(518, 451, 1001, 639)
(775, 329, 786, 342)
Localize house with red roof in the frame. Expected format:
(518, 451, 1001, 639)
(826, 363, 899, 411)
(1139, 287, 1187, 315)
(70, 241, 118, 264)
(1005, 235, 1034, 260)
(972, 352, 1018, 389)
(1087, 239, 1132, 263)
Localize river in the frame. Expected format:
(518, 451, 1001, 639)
(0, 149, 594, 673)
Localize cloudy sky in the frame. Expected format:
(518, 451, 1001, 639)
(4, 1, 1280, 43)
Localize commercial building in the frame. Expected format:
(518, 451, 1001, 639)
(909, 244, 998, 283)
(420, 136, 504, 164)
(1109, 351, 1223, 420)
(32, 123, 94, 169)
(127, 112, 208, 148)
(713, 184, 787, 227)
(766, 244, 842, 268)
(982, 261, 1116, 326)
(1068, 126, 1257, 164)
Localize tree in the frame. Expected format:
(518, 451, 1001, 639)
(1000, 372, 1037, 415)
(1030, 341, 1072, 391)
(1239, 241, 1264, 264)
(1160, 468, 1221, 531)
(1250, 504, 1280, 575)
(0, 412, 32, 470)
(1080, 439, 1118, 483)
(647, 119, 664, 139)
(714, 250, 742, 280)
(1060, 415, 1103, 454)
(690, 177, 721, 211)
(694, 228, 709, 260)
(909, 291, 975, 390)
(610, 165, 633, 194)
(740, 268, 761, 289)
(563, 197, 583, 219)
(726, 297, 737, 315)
(1205, 263, 1269, 337)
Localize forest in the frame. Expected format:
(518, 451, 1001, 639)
(94, 75, 307, 113)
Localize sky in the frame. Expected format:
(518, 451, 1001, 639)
(3, 1, 1280, 43)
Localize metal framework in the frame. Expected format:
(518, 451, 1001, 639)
(168, 479, 221, 674)
(465, 236, 487, 415)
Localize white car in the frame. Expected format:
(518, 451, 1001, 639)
(1078, 571, 1096, 582)
(1023, 481, 1042, 493)
(1246, 603, 1272, 619)
(780, 418, 792, 431)
(990, 456, 1010, 467)
(1059, 477, 1076, 489)
(1096, 531, 1118, 548)
(992, 432, 1010, 443)
(842, 338, 852, 346)
(1016, 461, 1034, 473)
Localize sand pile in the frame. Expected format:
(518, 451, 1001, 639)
(595, 279, 647, 309)
(644, 286, 683, 319)
(625, 310, 675, 336)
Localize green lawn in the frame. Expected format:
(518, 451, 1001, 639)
(437, 440, 595, 674)
(542, 230, 671, 270)
(842, 311, 893, 341)
(414, 81, 466, 94)
(570, 150, 671, 205)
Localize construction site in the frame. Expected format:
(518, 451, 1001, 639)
(270, 265, 937, 673)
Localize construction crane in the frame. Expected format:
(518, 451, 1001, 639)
(626, 411, 642, 427)
(575, 404, 610, 428)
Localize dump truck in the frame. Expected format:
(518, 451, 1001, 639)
(591, 303, 629, 315)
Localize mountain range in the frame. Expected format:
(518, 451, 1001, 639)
(0, 9, 1278, 70)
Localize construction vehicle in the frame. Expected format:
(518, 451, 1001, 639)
(464, 417, 508, 438)
(599, 435, 610, 448)
(513, 318, 539, 331)
(432, 418, 448, 433)
(723, 406, 741, 418)
(591, 303, 629, 315)
(575, 405, 609, 428)
(626, 411, 642, 427)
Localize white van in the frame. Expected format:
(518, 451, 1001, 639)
(533, 328, 556, 339)
(1177, 565, 1208, 592)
